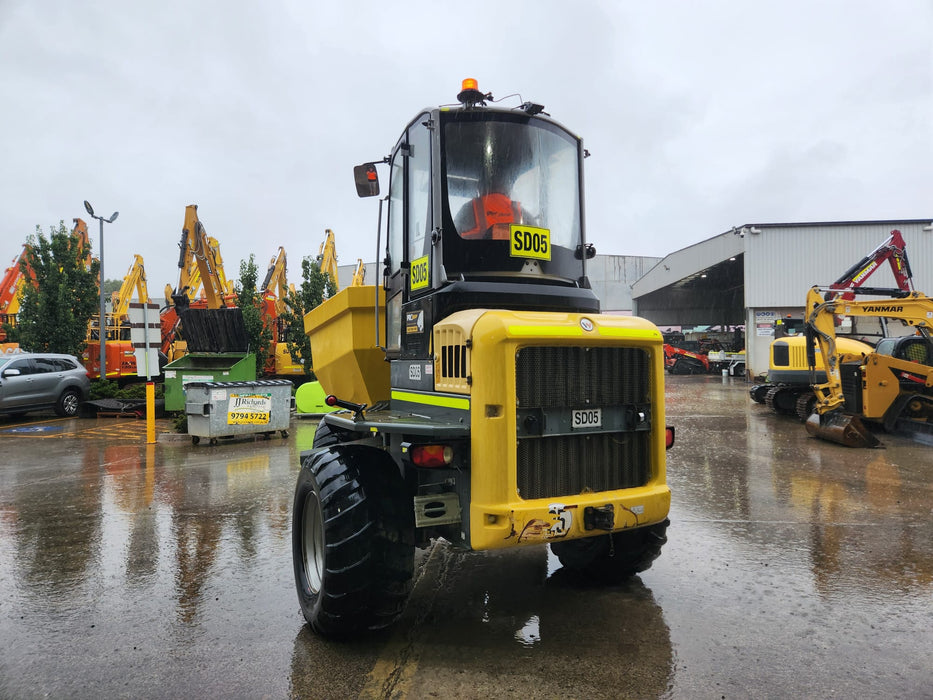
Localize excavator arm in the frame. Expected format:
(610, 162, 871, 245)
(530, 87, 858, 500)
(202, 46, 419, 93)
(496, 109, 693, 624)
(110, 255, 149, 321)
(318, 229, 339, 292)
(172, 205, 228, 310)
(351, 258, 366, 287)
(261, 247, 289, 315)
(827, 229, 913, 300)
(805, 286, 933, 446)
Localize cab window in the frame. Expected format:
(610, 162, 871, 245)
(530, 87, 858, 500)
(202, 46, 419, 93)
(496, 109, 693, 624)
(407, 121, 432, 265)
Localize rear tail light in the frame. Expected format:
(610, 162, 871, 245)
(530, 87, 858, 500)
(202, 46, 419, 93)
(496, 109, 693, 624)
(411, 444, 454, 468)
(665, 426, 675, 449)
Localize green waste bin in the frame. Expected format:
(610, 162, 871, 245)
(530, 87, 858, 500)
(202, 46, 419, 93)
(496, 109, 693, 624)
(163, 308, 257, 411)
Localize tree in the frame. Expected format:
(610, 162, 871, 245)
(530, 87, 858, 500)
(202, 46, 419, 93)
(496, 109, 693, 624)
(102, 278, 122, 298)
(4, 221, 99, 356)
(279, 255, 337, 379)
(236, 254, 273, 376)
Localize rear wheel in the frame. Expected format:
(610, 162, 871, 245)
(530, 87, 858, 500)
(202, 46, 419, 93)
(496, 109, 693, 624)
(550, 519, 669, 582)
(292, 446, 414, 638)
(55, 388, 81, 417)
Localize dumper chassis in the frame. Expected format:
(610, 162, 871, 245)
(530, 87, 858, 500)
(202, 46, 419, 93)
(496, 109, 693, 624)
(291, 81, 674, 638)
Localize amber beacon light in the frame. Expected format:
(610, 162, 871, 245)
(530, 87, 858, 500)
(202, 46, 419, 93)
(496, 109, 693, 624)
(457, 78, 485, 106)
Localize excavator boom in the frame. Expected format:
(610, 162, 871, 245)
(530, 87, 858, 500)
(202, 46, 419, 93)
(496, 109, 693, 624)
(804, 286, 933, 447)
(317, 229, 339, 292)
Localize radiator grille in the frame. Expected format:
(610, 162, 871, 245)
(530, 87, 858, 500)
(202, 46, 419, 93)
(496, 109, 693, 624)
(515, 346, 652, 499)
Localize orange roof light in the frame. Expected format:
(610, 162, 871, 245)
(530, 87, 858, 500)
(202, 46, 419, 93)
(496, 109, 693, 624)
(457, 78, 485, 106)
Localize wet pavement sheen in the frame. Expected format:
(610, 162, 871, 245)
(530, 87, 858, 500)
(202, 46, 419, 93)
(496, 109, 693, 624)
(0, 376, 931, 699)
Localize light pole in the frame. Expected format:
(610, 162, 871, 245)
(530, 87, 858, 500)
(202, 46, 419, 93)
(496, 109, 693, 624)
(84, 200, 118, 380)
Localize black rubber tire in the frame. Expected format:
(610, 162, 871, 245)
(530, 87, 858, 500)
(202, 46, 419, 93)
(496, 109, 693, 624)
(55, 388, 81, 417)
(311, 419, 357, 448)
(550, 519, 669, 582)
(292, 446, 414, 638)
(192, 436, 200, 446)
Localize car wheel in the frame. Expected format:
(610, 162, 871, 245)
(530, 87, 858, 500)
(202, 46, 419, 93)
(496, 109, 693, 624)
(55, 388, 81, 417)
(292, 446, 414, 638)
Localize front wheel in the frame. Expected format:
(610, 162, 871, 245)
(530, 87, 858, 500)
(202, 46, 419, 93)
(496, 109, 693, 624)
(550, 519, 669, 582)
(55, 388, 81, 417)
(292, 446, 414, 638)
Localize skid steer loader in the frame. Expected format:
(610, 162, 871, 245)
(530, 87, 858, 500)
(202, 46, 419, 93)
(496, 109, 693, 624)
(291, 80, 675, 638)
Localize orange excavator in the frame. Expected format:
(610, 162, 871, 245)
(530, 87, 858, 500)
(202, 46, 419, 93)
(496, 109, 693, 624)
(83, 253, 150, 383)
(0, 244, 32, 344)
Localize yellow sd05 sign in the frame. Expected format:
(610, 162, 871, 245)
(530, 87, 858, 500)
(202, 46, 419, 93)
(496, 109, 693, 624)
(510, 225, 551, 261)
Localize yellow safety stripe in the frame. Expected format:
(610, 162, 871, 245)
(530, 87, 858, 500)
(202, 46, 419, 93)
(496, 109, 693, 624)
(597, 327, 662, 340)
(507, 325, 661, 340)
(508, 325, 583, 337)
(391, 390, 470, 411)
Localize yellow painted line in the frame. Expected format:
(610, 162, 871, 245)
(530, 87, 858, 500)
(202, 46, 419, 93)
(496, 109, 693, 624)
(391, 390, 470, 411)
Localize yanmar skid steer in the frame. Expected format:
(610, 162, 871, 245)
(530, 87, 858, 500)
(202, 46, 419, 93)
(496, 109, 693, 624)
(291, 80, 675, 638)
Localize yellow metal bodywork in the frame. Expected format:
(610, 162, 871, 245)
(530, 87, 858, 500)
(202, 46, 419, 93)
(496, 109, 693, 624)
(806, 287, 933, 415)
(436, 309, 671, 551)
(769, 334, 873, 381)
(303, 285, 388, 405)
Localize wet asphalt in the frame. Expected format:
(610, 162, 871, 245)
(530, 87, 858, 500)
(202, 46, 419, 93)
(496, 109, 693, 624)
(0, 375, 931, 699)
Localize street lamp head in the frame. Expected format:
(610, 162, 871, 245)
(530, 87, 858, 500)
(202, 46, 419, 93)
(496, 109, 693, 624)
(84, 200, 95, 217)
(108, 211, 119, 223)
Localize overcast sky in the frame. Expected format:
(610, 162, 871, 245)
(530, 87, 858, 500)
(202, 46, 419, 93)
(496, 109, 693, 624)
(2, 1, 930, 296)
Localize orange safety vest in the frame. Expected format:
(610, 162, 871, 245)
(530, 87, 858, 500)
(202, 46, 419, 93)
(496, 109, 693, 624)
(460, 193, 522, 239)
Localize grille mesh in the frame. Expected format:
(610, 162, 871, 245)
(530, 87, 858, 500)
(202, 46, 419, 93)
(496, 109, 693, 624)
(515, 346, 652, 499)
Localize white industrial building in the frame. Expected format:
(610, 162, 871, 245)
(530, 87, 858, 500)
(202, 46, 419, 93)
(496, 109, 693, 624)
(335, 219, 932, 380)
(632, 219, 933, 378)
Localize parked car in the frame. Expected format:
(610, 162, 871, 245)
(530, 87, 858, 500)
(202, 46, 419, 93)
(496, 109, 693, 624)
(0, 352, 91, 417)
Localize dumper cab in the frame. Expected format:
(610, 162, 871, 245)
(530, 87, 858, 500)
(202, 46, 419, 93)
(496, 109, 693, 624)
(292, 81, 673, 639)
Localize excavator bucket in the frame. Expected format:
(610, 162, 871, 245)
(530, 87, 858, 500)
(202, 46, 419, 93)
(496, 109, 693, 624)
(805, 411, 880, 448)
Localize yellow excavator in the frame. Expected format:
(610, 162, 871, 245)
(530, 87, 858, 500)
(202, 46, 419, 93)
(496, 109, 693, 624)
(804, 285, 933, 447)
(160, 205, 233, 360)
(751, 229, 914, 419)
(84, 254, 150, 382)
(317, 229, 339, 292)
(350, 259, 366, 287)
(260, 246, 304, 377)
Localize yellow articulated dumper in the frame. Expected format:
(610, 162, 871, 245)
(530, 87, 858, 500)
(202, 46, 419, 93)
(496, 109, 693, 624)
(291, 80, 675, 639)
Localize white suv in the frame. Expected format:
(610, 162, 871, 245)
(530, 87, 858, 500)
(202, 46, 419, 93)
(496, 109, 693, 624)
(0, 352, 91, 417)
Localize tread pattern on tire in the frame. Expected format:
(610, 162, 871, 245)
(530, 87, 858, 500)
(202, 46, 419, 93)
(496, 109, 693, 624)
(293, 445, 414, 638)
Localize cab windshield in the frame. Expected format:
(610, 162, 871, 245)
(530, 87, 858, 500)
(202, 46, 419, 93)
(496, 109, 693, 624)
(444, 116, 581, 250)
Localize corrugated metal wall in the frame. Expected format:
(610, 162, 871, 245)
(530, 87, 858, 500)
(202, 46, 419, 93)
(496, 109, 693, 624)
(743, 221, 933, 376)
(587, 255, 662, 313)
(744, 221, 933, 307)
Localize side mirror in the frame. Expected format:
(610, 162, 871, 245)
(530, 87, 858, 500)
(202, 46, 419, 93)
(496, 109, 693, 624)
(353, 163, 380, 198)
(3, 368, 21, 377)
